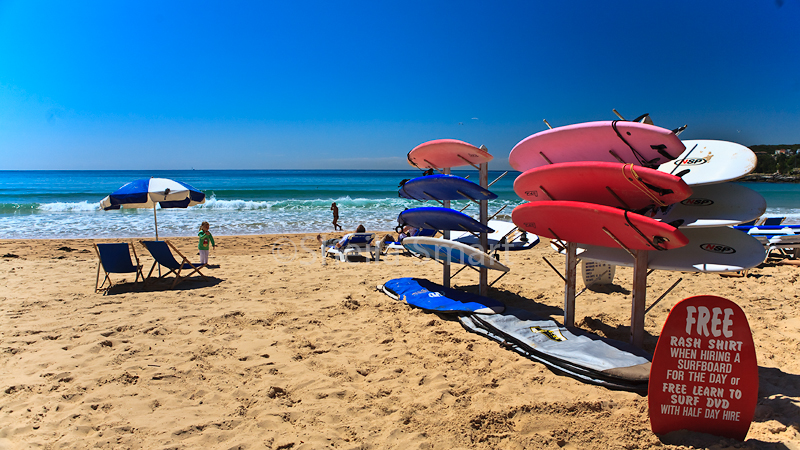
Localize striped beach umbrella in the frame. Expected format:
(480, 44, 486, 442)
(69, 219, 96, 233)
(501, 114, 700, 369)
(100, 177, 206, 240)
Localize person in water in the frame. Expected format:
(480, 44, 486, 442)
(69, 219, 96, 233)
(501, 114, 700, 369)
(330, 202, 343, 231)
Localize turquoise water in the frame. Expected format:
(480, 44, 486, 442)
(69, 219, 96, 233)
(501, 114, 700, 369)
(0, 170, 797, 239)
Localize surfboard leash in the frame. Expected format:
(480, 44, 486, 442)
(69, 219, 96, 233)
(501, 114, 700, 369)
(612, 120, 660, 168)
(622, 164, 671, 207)
(623, 210, 669, 251)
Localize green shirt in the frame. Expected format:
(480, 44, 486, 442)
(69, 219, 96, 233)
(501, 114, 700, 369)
(198, 230, 215, 250)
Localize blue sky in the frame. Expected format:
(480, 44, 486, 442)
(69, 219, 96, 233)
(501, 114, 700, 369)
(1, 0, 798, 170)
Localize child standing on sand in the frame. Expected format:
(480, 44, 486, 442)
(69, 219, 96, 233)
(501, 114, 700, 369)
(198, 221, 216, 265)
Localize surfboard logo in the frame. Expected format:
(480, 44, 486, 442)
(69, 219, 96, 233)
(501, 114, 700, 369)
(700, 243, 736, 254)
(524, 190, 539, 198)
(673, 155, 712, 166)
(681, 198, 713, 206)
(531, 326, 567, 342)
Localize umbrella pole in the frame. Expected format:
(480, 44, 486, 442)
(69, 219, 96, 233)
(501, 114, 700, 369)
(154, 204, 159, 241)
(154, 204, 161, 276)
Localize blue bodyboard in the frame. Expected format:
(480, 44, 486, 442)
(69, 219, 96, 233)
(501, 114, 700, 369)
(399, 174, 498, 201)
(399, 207, 494, 233)
(380, 277, 505, 314)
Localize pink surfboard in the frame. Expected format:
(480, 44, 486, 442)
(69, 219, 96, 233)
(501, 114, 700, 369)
(509, 121, 685, 172)
(408, 139, 493, 170)
(512, 201, 689, 251)
(514, 162, 692, 210)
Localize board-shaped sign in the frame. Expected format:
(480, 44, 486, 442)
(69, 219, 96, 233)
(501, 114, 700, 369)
(649, 295, 758, 440)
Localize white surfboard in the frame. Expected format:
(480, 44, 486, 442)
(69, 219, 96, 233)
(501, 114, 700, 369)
(449, 220, 540, 251)
(649, 182, 766, 228)
(658, 140, 757, 186)
(581, 260, 616, 286)
(403, 236, 510, 272)
(558, 227, 766, 273)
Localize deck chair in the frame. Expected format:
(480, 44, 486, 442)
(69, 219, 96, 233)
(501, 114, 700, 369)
(767, 234, 800, 259)
(761, 217, 786, 226)
(321, 233, 378, 262)
(140, 240, 207, 288)
(94, 242, 144, 293)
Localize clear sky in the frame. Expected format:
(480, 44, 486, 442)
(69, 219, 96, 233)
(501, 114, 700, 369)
(1, 0, 799, 170)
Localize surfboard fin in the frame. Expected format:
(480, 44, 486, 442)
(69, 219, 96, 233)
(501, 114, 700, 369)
(672, 124, 688, 136)
(650, 144, 673, 161)
(632, 113, 653, 125)
(674, 169, 691, 178)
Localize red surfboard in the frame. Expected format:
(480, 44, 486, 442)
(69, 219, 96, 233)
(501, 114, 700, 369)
(512, 201, 689, 251)
(649, 295, 758, 440)
(514, 162, 692, 210)
(408, 139, 493, 170)
(509, 121, 685, 172)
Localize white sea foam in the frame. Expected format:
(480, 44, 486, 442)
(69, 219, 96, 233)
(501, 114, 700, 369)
(38, 201, 103, 212)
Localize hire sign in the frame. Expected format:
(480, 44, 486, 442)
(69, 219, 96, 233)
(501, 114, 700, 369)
(649, 295, 758, 441)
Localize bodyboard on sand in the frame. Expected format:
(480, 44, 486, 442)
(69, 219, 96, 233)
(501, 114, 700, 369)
(380, 277, 505, 314)
(459, 307, 651, 392)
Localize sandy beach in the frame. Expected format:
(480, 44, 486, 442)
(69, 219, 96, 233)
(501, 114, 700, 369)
(1, 233, 798, 449)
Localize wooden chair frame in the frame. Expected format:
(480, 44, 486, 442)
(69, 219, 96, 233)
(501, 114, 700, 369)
(140, 240, 207, 288)
(94, 242, 144, 293)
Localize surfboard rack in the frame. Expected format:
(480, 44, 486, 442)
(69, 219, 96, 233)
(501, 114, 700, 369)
(645, 277, 683, 314)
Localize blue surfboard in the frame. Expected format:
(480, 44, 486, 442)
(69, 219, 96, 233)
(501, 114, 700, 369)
(399, 207, 494, 233)
(733, 225, 800, 231)
(733, 224, 799, 239)
(399, 174, 498, 202)
(380, 277, 505, 314)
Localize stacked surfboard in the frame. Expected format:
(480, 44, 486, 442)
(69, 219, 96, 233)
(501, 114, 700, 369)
(509, 121, 767, 273)
(398, 139, 513, 273)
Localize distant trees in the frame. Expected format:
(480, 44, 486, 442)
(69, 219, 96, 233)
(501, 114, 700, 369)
(750, 144, 799, 174)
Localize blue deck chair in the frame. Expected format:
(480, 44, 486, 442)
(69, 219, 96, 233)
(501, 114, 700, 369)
(762, 217, 786, 226)
(321, 232, 378, 262)
(94, 243, 144, 293)
(140, 240, 207, 288)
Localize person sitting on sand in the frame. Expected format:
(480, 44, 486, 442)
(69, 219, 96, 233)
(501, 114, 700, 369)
(317, 224, 367, 249)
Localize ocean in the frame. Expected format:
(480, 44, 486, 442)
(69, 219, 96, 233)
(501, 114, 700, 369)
(0, 170, 798, 240)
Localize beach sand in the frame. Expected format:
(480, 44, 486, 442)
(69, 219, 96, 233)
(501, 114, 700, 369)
(1, 233, 798, 449)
